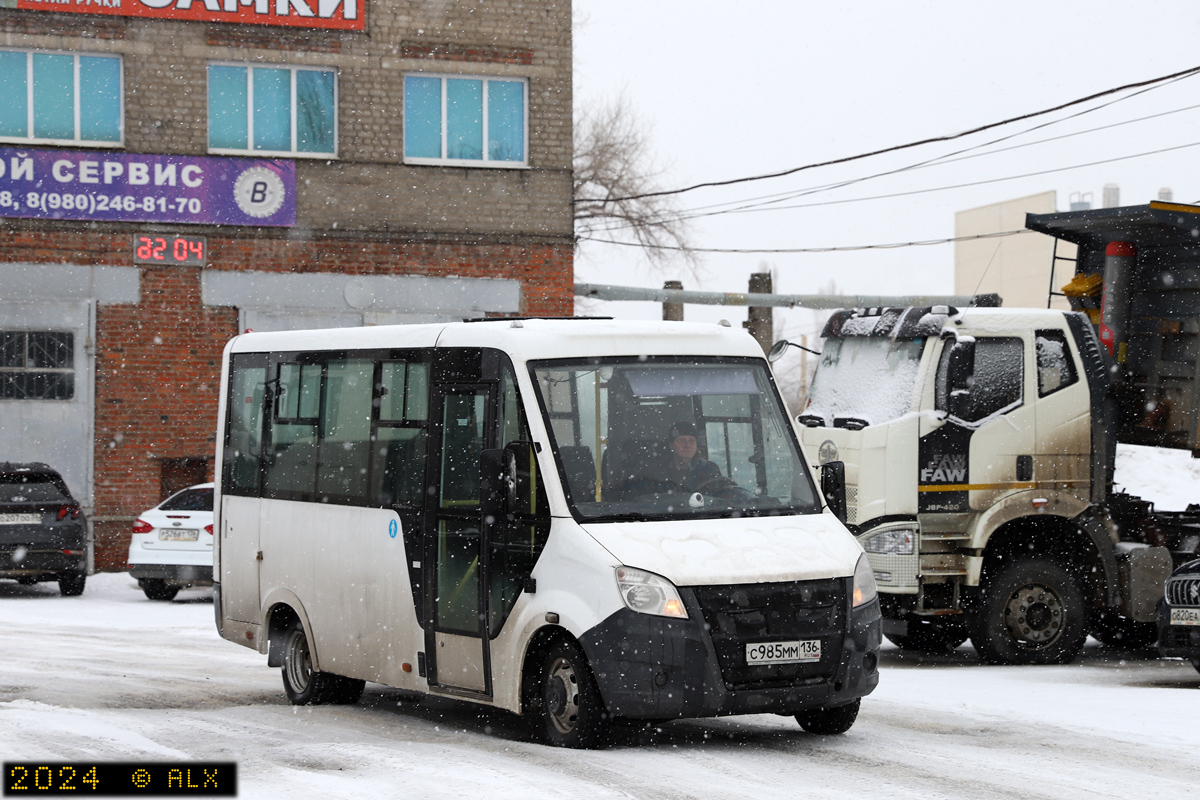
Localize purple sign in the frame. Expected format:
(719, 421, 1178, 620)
(0, 147, 295, 227)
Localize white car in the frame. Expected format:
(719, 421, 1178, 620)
(126, 482, 214, 601)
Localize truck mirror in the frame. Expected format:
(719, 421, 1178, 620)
(946, 340, 975, 390)
(943, 340, 975, 418)
(820, 460, 847, 523)
(480, 449, 506, 523)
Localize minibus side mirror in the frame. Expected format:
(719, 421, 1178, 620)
(480, 449, 506, 524)
(503, 441, 536, 515)
(820, 460, 847, 523)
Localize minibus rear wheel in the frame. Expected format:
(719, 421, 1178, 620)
(281, 622, 365, 706)
(538, 640, 610, 749)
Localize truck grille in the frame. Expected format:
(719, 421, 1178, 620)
(690, 579, 846, 690)
(844, 486, 858, 525)
(1166, 576, 1200, 607)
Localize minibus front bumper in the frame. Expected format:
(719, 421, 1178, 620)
(579, 578, 880, 720)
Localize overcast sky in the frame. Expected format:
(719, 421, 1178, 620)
(572, 1, 1200, 341)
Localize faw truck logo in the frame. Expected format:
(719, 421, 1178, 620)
(917, 424, 972, 513)
(921, 455, 966, 484)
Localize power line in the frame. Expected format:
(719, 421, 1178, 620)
(580, 83, 1200, 237)
(645, 75, 1200, 223)
(583, 229, 1030, 255)
(594, 63, 1200, 205)
(590, 80, 1199, 226)
(578, 138, 1200, 238)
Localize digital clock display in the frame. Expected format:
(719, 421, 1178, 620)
(133, 235, 207, 266)
(3, 762, 235, 796)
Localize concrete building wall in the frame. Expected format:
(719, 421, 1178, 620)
(955, 191, 1074, 310)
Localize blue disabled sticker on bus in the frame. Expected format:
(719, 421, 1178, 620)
(389, 519, 398, 539)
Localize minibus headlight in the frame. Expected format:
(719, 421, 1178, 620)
(615, 567, 688, 619)
(852, 554, 878, 608)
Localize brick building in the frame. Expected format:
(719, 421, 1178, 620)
(0, 0, 574, 570)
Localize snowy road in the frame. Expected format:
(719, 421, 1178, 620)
(2, 573, 1197, 800)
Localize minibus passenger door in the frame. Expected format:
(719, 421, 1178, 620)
(428, 386, 493, 695)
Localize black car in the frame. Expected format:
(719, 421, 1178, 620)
(1158, 558, 1200, 674)
(0, 463, 88, 596)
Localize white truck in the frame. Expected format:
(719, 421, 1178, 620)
(792, 201, 1200, 664)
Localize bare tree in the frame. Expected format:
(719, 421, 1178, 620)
(573, 95, 697, 272)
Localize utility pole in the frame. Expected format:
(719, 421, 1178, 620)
(745, 272, 772, 354)
(662, 280, 684, 321)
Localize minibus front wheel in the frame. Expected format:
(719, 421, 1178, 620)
(795, 698, 860, 735)
(537, 639, 611, 749)
(281, 622, 365, 706)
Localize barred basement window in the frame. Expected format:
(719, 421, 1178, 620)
(0, 332, 74, 400)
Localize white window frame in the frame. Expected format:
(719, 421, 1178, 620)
(207, 61, 339, 160)
(0, 48, 124, 148)
(403, 73, 529, 169)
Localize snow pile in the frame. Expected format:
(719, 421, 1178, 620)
(1114, 443, 1200, 511)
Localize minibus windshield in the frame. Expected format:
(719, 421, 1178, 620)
(530, 357, 821, 522)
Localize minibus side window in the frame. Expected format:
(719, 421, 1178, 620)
(316, 359, 374, 503)
(264, 362, 322, 496)
(223, 355, 267, 495)
(371, 361, 429, 508)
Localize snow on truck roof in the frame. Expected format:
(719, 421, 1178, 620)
(824, 305, 1070, 340)
(225, 317, 766, 361)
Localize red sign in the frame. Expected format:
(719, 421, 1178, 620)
(13, 0, 364, 31)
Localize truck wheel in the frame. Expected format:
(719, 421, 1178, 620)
(884, 617, 968, 654)
(281, 623, 364, 706)
(1090, 610, 1158, 649)
(1192, 658, 1200, 675)
(536, 639, 610, 749)
(139, 579, 180, 602)
(796, 698, 860, 735)
(57, 572, 86, 596)
(968, 557, 1087, 665)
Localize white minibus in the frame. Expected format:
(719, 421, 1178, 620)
(214, 318, 879, 747)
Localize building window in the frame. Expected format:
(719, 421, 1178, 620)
(207, 63, 337, 158)
(0, 331, 74, 401)
(0, 50, 122, 147)
(404, 75, 527, 167)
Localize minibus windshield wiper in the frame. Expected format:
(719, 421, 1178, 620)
(584, 511, 658, 523)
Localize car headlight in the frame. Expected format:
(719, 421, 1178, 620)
(615, 566, 688, 619)
(852, 554, 878, 608)
(862, 527, 916, 555)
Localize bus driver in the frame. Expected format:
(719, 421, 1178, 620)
(656, 421, 722, 493)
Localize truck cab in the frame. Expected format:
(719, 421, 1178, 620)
(796, 202, 1200, 665)
(799, 305, 1142, 663)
